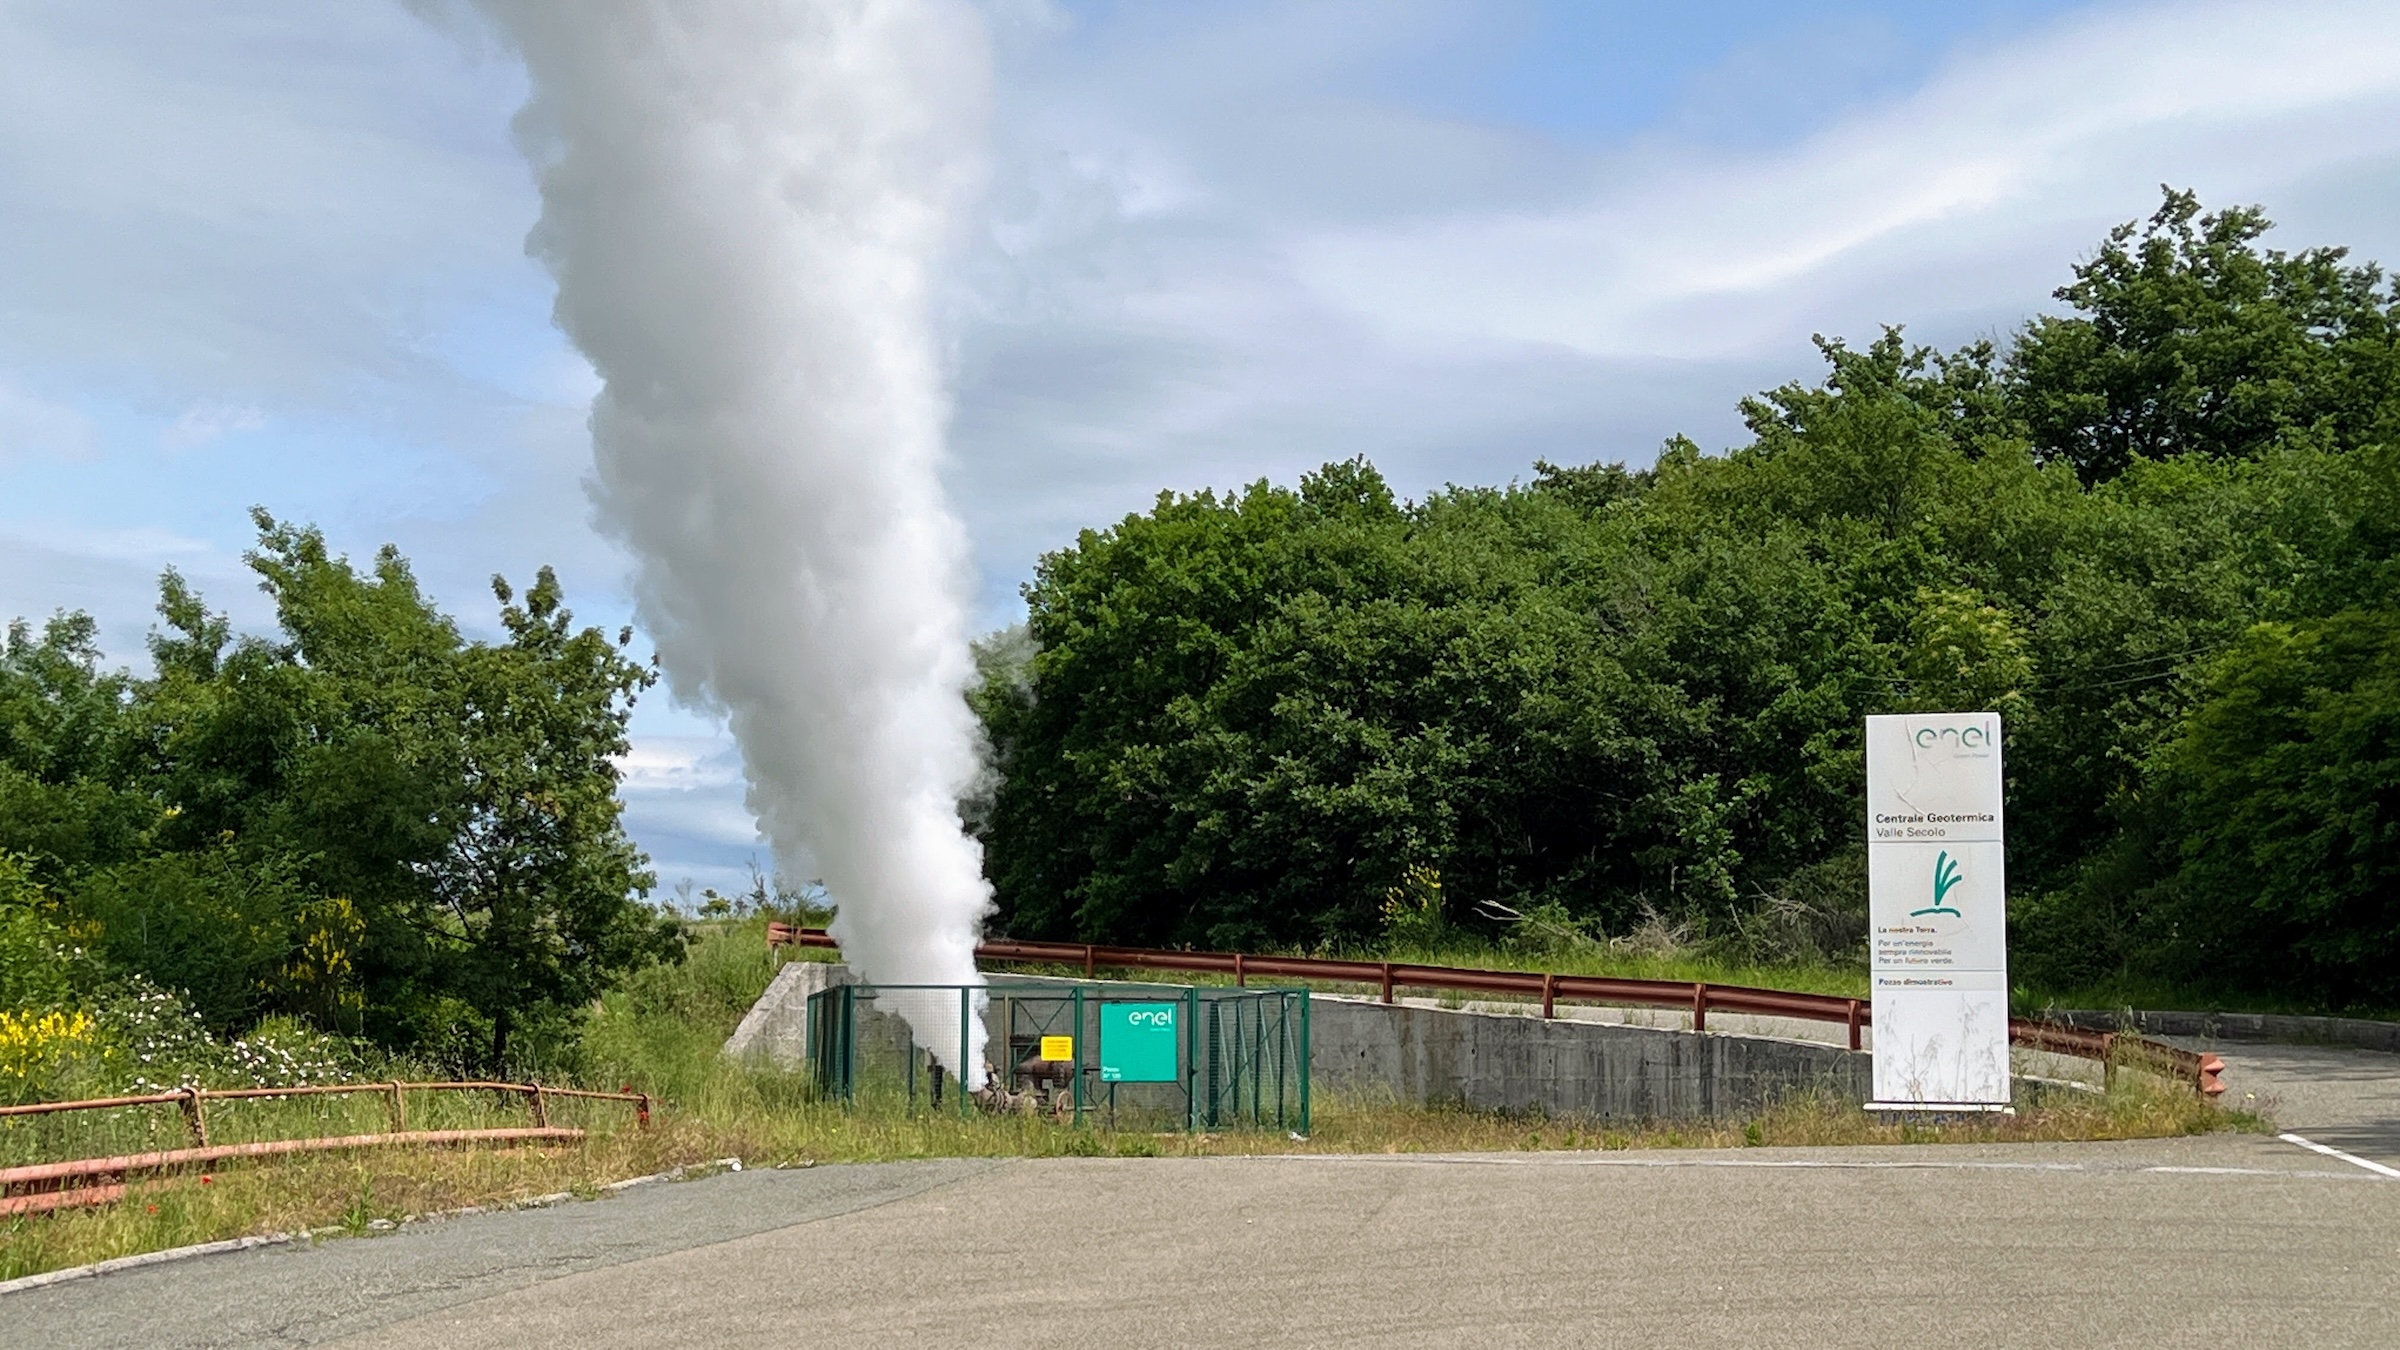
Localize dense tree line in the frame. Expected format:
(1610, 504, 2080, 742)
(973, 192, 2400, 1008)
(0, 513, 676, 1071)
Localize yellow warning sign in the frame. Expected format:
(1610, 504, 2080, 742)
(1039, 1035, 1074, 1062)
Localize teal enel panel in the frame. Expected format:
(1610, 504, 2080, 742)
(1099, 1002, 1180, 1082)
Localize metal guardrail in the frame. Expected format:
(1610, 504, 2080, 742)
(1, 1081, 650, 1216)
(767, 923, 2226, 1097)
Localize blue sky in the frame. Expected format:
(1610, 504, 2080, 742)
(6, 0, 2400, 897)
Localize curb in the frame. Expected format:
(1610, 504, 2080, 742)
(0, 1233, 296, 1297)
(2048, 1009, 2400, 1054)
(0, 1157, 750, 1299)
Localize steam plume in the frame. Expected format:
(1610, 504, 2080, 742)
(472, 0, 994, 1079)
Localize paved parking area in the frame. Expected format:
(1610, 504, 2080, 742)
(11, 1130, 2397, 1350)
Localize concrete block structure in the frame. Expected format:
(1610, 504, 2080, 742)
(727, 961, 1873, 1120)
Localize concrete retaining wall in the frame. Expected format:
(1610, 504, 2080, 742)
(727, 963, 1872, 1119)
(723, 960, 854, 1065)
(1310, 995, 1871, 1120)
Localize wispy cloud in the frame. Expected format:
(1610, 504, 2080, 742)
(615, 734, 762, 848)
(0, 380, 98, 463)
(1292, 0, 2400, 357)
(160, 402, 267, 450)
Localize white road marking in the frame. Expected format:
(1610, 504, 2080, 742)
(2277, 1132, 2400, 1179)
(1237, 1151, 2373, 1179)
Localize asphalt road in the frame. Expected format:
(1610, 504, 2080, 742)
(2201, 1039, 2400, 1166)
(9, 1129, 2397, 1350)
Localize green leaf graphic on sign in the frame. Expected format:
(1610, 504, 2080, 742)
(1913, 850, 1964, 917)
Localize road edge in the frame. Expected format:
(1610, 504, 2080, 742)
(0, 1156, 750, 1299)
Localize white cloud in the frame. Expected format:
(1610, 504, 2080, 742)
(615, 735, 745, 797)
(160, 402, 268, 450)
(1290, 0, 2400, 359)
(0, 3, 534, 407)
(0, 379, 97, 462)
(615, 731, 765, 858)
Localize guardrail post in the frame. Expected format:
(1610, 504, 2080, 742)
(637, 1093, 652, 1130)
(1846, 999, 1861, 1051)
(528, 1082, 549, 1128)
(1380, 963, 1394, 1004)
(1692, 983, 1707, 1033)
(387, 1081, 407, 1133)
(1235, 951, 1246, 988)
(1541, 972, 1556, 1020)
(179, 1088, 209, 1147)
(2101, 1032, 2117, 1090)
(1084, 945, 1095, 979)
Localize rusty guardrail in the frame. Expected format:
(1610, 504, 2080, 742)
(0, 1080, 650, 1217)
(768, 922, 2225, 1098)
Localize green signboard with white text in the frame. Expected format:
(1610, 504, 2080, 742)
(1099, 1002, 1180, 1083)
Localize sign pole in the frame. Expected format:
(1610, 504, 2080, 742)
(1865, 713, 2011, 1112)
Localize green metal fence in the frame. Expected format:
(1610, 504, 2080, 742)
(806, 979, 1309, 1133)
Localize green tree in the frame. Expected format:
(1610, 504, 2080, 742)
(0, 616, 154, 883)
(225, 513, 678, 1065)
(2008, 188, 2400, 483)
(0, 515, 680, 1066)
(2145, 611, 2400, 1005)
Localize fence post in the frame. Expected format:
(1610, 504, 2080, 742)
(1186, 985, 1201, 1132)
(840, 984, 857, 1103)
(1202, 999, 1215, 1128)
(387, 1081, 407, 1133)
(1692, 983, 1707, 1033)
(1846, 1000, 1861, 1052)
(959, 986, 972, 1118)
(179, 1088, 209, 1147)
(1296, 989, 1311, 1137)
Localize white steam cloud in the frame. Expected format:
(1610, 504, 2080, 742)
(471, 0, 995, 1080)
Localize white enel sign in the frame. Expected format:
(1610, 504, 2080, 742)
(1866, 713, 2008, 1109)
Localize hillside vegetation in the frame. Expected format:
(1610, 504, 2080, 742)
(973, 190, 2400, 1012)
